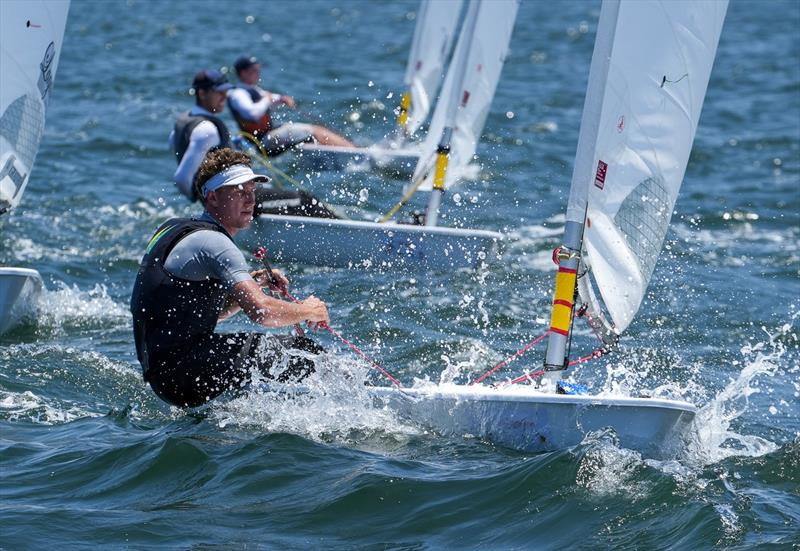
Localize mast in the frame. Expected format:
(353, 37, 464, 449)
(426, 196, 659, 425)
(423, 0, 479, 227)
(543, 0, 621, 379)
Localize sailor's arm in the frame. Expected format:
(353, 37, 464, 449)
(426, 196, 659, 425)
(256, 87, 295, 109)
(217, 293, 243, 321)
(217, 268, 288, 321)
(228, 87, 271, 119)
(230, 279, 329, 327)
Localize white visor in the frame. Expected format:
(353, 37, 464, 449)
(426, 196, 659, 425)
(202, 164, 270, 197)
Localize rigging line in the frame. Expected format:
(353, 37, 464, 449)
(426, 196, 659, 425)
(240, 131, 311, 191)
(253, 246, 304, 337)
(504, 342, 610, 387)
(241, 132, 346, 219)
(470, 330, 551, 386)
(253, 247, 402, 387)
(566, 348, 607, 366)
(379, 155, 436, 223)
(239, 131, 288, 190)
(504, 369, 547, 387)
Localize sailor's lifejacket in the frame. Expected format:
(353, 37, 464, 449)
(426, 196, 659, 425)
(228, 87, 273, 138)
(130, 218, 232, 379)
(172, 112, 233, 164)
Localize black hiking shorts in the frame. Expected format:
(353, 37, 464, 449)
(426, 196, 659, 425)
(145, 333, 323, 408)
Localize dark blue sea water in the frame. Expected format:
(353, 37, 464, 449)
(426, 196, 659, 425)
(2, 0, 799, 549)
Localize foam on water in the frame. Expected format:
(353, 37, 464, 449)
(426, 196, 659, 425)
(575, 430, 652, 500)
(686, 316, 797, 466)
(0, 389, 101, 425)
(37, 282, 129, 330)
(564, 314, 797, 545)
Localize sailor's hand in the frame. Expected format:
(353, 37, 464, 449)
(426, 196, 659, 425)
(252, 268, 288, 292)
(281, 95, 296, 109)
(301, 295, 329, 327)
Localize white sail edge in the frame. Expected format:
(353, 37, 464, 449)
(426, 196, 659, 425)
(411, 0, 519, 191)
(0, 0, 70, 214)
(403, 0, 464, 138)
(578, 0, 728, 334)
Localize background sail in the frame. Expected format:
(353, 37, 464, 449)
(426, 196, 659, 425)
(0, 0, 70, 215)
(412, 0, 519, 191)
(576, 0, 728, 333)
(403, 0, 464, 138)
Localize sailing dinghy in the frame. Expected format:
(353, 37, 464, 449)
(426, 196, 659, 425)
(368, 0, 728, 458)
(0, 0, 69, 334)
(295, 0, 464, 177)
(241, 0, 517, 271)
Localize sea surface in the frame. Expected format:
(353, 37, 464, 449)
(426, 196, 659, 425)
(1, 0, 799, 549)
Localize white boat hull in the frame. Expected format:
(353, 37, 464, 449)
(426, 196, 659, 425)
(239, 214, 502, 270)
(294, 143, 420, 178)
(0, 267, 42, 334)
(370, 385, 696, 459)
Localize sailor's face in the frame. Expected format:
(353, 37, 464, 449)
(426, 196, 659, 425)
(240, 64, 261, 85)
(211, 181, 256, 233)
(199, 88, 227, 113)
(209, 89, 228, 112)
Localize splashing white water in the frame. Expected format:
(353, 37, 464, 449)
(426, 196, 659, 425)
(0, 389, 101, 425)
(37, 282, 129, 330)
(575, 429, 652, 500)
(686, 320, 796, 466)
(210, 352, 418, 448)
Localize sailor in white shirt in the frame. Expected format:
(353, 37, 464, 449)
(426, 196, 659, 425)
(227, 55, 355, 155)
(168, 70, 234, 201)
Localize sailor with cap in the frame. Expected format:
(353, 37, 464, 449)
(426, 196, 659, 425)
(169, 69, 236, 201)
(227, 55, 355, 155)
(168, 68, 342, 219)
(131, 147, 329, 408)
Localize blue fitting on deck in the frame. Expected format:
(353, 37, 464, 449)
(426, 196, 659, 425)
(556, 381, 589, 395)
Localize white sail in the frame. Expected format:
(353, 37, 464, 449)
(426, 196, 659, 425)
(403, 0, 464, 138)
(411, 0, 518, 191)
(569, 0, 728, 333)
(0, 0, 69, 214)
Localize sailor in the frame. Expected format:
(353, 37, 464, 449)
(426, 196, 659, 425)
(227, 55, 356, 155)
(169, 69, 235, 202)
(168, 68, 340, 219)
(131, 147, 330, 408)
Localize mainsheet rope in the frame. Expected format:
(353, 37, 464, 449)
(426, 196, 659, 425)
(239, 131, 306, 191)
(240, 131, 347, 220)
(254, 247, 402, 387)
(252, 241, 610, 389)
